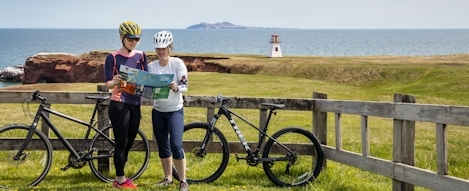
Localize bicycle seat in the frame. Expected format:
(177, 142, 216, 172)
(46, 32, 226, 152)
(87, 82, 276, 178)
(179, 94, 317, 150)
(85, 95, 110, 102)
(260, 103, 285, 109)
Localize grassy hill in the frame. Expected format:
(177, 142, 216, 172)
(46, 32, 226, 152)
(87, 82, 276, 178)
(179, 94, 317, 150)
(6, 53, 469, 105)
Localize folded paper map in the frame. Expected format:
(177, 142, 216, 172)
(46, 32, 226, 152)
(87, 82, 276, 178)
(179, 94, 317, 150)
(118, 65, 174, 99)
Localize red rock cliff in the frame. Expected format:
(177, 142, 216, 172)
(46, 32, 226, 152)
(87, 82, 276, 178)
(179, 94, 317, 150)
(22, 51, 230, 84)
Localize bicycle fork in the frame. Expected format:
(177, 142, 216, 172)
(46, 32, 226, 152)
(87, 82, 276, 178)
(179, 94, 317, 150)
(14, 105, 45, 161)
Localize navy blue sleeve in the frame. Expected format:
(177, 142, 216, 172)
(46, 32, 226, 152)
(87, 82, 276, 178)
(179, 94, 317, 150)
(104, 54, 114, 82)
(142, 52, 148, 72)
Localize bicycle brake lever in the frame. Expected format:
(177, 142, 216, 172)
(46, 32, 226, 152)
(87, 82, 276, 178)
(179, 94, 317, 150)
(29, 90, 40, 101)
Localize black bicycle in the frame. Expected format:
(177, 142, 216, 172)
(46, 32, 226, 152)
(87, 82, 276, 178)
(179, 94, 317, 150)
(173, 94, 324, 187)
(0, 91, 150, 188)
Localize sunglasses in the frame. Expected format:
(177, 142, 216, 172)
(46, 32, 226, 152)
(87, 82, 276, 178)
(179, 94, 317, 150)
(126, 38, 140, 42)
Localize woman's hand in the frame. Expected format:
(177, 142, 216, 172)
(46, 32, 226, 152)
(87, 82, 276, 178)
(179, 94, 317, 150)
(109, 74, 122, 88)
(169, 82, 178, 92)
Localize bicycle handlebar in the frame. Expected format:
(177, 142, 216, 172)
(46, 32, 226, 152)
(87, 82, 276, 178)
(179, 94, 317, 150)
(31, 90, 47, 102)
(215, 94, 231, 105)
(216, 94, 223, 102)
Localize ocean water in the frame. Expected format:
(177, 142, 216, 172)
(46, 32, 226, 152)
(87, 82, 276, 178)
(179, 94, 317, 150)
(1, 28, 469, 87)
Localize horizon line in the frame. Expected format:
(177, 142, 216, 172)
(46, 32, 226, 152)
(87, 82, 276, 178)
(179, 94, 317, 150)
(1, 27, 469, 30)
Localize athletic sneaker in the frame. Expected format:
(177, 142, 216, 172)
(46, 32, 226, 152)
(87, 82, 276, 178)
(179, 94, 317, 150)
(157, 177, 173, 186)
(113, 178, 137, 189)
(179, 181, 189, 191)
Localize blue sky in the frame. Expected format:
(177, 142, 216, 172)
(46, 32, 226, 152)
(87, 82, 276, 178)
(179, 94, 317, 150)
(1, 0, 468, 29)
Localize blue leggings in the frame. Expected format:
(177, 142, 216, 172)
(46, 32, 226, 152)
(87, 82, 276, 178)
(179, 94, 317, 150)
(152, 108, 185, 159)
(108, 101, 141, 176)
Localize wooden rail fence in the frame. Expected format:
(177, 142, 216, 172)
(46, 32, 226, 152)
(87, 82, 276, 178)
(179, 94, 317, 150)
(1, 88, 469, 191)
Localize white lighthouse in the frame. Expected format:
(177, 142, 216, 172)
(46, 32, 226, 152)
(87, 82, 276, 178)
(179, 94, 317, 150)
(267, 33, 282, 58)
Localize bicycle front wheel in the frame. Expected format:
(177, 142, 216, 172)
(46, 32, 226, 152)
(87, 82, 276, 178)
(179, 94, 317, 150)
(0, 124, 53, 188)
(89, 125, 150, 182)
(262, 127, 324, 187)
(173, 122, 230, 184)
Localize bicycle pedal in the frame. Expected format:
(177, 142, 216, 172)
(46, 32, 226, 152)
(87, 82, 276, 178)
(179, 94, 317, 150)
(60, 165, 70, 171)
(235, 153, 247, 161)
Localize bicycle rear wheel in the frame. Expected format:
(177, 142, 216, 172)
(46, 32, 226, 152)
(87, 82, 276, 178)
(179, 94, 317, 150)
(0, 124, 53, 188)
(89, 125, 150, 182)
(262, 127, 324, 186)
(173, 122, 230, 184)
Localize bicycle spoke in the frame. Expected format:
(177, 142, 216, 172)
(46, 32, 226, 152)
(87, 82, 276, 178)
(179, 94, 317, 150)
(0, 125, 52, 188)
(174, 123, 229, 184)
(89, 126, 150, 182)
(263, 127, 323, 186)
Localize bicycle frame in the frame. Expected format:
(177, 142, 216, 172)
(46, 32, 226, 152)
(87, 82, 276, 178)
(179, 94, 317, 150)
(14, 98, 114, 162)
(206, 99, 294, 163)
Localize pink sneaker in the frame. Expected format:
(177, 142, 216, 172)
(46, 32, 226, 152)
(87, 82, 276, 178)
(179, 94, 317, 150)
(113, 178, 138, 189)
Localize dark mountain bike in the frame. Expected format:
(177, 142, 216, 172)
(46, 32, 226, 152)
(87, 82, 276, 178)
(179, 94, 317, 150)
(173, 94, 324, 187)
(0, 91, 150, 188)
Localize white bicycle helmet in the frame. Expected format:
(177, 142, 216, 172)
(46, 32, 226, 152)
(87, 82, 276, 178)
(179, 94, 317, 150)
(153, 30, 173, 48)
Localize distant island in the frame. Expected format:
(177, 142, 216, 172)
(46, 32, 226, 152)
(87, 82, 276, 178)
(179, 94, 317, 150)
(186, 22, 291, 29)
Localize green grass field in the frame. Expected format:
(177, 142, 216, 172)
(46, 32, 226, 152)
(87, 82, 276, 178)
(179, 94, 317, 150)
(1, 54, 469, 190)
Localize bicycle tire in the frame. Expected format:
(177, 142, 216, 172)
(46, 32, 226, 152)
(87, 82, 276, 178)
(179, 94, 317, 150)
(0, 124, 53, 187)
(88, 125, 150, 182)
(262, 127, 324, 186)
(172, 122, 230, 184)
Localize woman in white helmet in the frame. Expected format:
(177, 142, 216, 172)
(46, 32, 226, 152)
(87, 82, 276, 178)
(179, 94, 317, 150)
(148, 30, 189, 191)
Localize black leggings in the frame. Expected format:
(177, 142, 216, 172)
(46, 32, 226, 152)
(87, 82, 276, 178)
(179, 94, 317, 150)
(108, 100, 141, 176)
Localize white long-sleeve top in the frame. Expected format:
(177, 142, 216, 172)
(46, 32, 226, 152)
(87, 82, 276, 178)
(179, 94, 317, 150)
(147, 57, 188, 112)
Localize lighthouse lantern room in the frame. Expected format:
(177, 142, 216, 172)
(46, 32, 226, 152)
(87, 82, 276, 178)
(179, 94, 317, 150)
(267, 33, 283, 58)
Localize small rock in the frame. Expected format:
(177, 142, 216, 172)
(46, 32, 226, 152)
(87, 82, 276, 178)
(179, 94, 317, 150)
(0, 65, 24, 82)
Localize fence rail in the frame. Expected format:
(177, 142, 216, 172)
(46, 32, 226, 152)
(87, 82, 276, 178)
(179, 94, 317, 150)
(1, 89, 469, 191)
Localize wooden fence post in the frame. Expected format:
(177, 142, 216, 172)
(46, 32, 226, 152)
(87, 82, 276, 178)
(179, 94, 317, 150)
(393, 93, 416, 191)
(97, 85, 111, 173)
(258, 107, 268, 143)
(361, 115, 370, 156)
(313, 92, 328, 168)
(41, 103, 51, 137)
(335, 113, 342, 150)
(203, 102, 216, 146)
(96, 85, 110, 131)
(312, 92, 327, 144)
(436, 123, 448, 176)
(206, 106, 215, 124)
(97, 84, 109, 92)
(97, 100, 110, 131)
